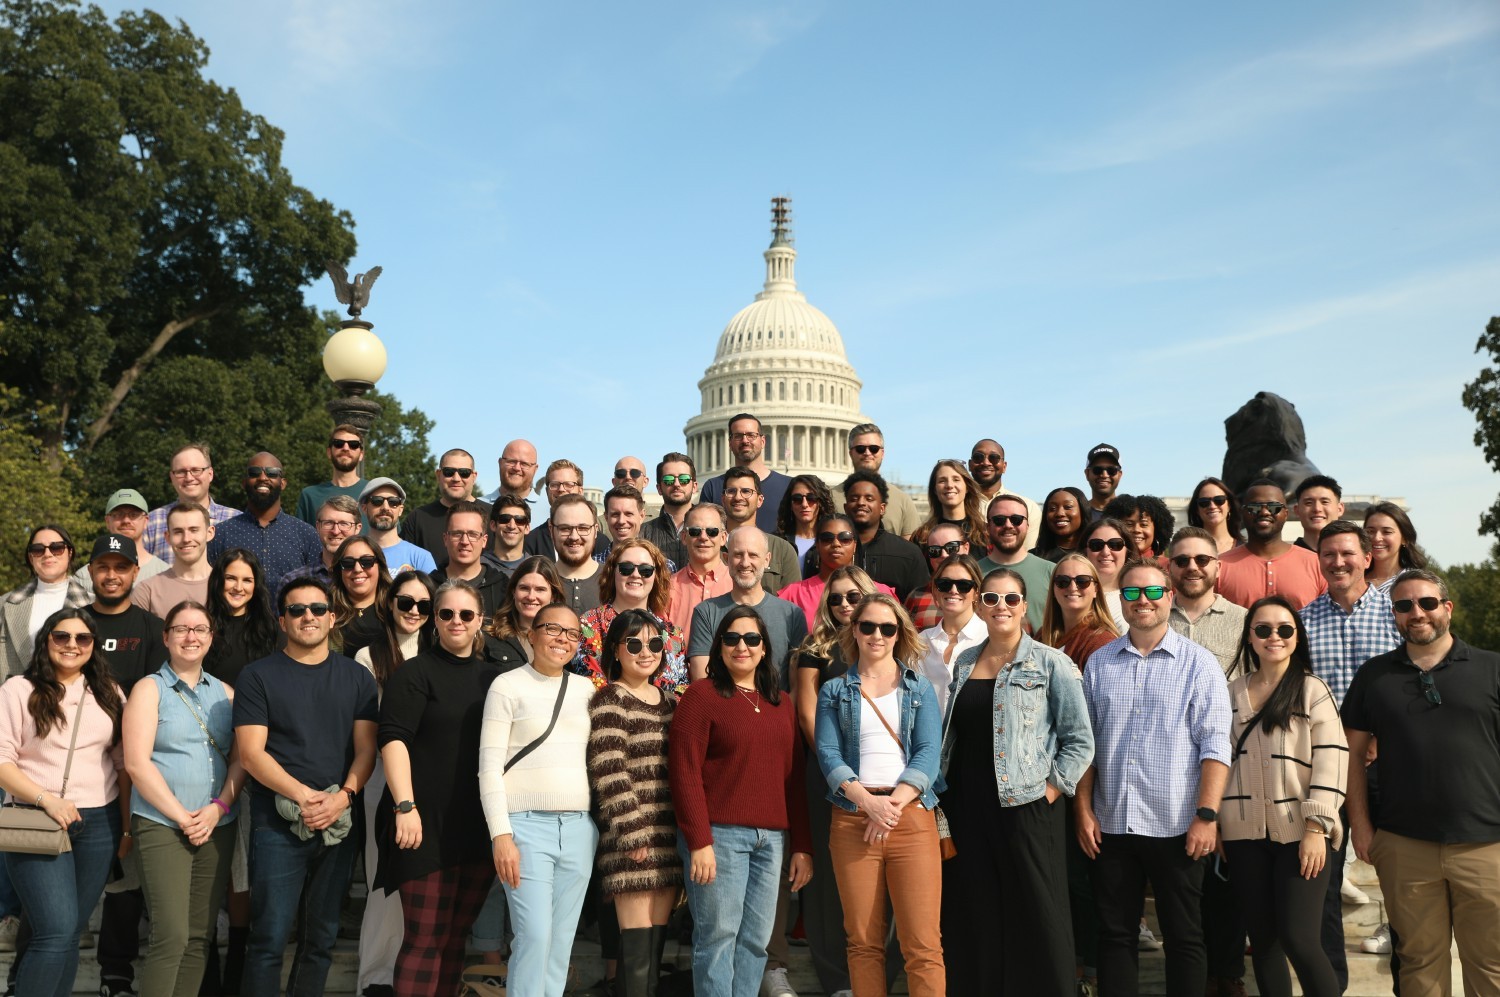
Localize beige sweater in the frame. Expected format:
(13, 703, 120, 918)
(1221, 672, 1348, 848)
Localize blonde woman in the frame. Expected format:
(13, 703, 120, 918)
(1035, 553, 1119, 669)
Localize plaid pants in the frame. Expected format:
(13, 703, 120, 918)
(395, 862, 496, 997)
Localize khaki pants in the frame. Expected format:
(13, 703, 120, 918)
(1370, 830, 1500, 997)
(828, 805, 944, 997)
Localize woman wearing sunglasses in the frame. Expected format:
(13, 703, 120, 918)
(1101, 494, 1176, 563)
(1032, 487, 1090, 563)
(781, 514, 895, 628)
(574, 540, 687, 694)
(379, 581, 502, 996)
(918, 555, 986, 714)
(814, 593, 944, 996)
(329, 535, 392, 658)
(1218, 596, 1345, 997)
(1187, 478, 1243, 555)
(122, 600, 241, 997)
(776, 475, 834, 564)
(586, 609, 683, 997)
(939, 569, 1094, 995)
(351, 569, 434, 996)
(0, 608, 126, 997)
(1036, 554, 1119, 669)
(670, 606, 812, 997)
(1, 525, 89, 680)
(1078, 518, 1133, 632)
(911, 459, 989, 551)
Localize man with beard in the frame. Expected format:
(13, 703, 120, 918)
(234, 578, 378, 997)
(547, 493, 603, 615)
(976, 493, 1051, 632)
(75, 489, 170, 594)
(430, 501, 510, 621)
(483, 493, 531, 574)
(294, 425, 367, 525)
(1343, 570, 1500, 997)
(208, 453, 323, 588)
(142, 442, 239, 564)
(133, 503, 217, 617)
(967, 437, 1041, 549)
(493, 439, 539, 506)
(686, 526, 808, 688)
(400, 449, 493, 561)
(840, 470, 929, 602)
(698, 413, 791, 533)
(522, 460, 586, 559)
(665, 502, 731, 642)
(1216, 480, 1325, 611)
(640, 452, 695, 569)
(827, 423, 920, 538)
(722, 467, 800, 592)
(359, 477, 436, 575)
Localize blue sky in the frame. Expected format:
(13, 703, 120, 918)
(99, 0, 1500, 565)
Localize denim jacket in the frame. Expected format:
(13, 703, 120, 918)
(939, 634, 1094, 807)
(814, 662, 944, 813)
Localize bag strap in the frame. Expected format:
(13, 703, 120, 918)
(504, 674, 570, 774)
(58, 691, 88, 800)
(173, 684, 228, 762)
(858, 684, 904, 758)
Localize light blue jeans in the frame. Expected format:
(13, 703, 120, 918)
(679, 824, 786, 997)
(502, 811, 597, 997)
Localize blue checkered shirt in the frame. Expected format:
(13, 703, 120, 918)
(1082, 627, 1233, 838)
(1300, 586, 1401, 708)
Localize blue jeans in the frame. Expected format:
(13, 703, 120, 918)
(502, 811, 597, 997)
(241, 792, 358, 997)
(679, 825, 785, 997)
(5, 804, 120, 997)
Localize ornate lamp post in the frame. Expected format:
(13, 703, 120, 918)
(322, 260, 387, 437)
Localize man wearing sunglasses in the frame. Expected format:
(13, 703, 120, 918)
(1083, 443, 1124, 521)
(666, 503, 733, 642)
(826, 423, 921, 539)
(976, 494, 1052, 631)
(609, 455, 649, 491)
(1077, 561, 1232, 996)
(429, 501, 510, 621)
(234, 577, 378, 997)
(1342, 570, 1500, 997)
(133, 502, 216, 617)
(641, 452, 696, 569)
(841, 470, 929, 602)
(697, 413, 792, 534)
(207, 452, 323, 588)
(142, 442, 238, 564)
(482, 493, 532, 574)
(967, 438, 1041, 549)
(294, 424, 367, 526)
(1215, 480, 1325, 611)
(359, 477, 436, 576)
(400, 449, 493, 562)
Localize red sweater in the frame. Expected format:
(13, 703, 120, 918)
(669, 679, 811, 854)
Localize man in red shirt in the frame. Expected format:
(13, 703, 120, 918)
(1216, 480, 1326, 610)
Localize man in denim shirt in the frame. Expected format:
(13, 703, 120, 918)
(1077, 561, 1232, 997)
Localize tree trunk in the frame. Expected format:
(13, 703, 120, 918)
(81, 308, 221, 452)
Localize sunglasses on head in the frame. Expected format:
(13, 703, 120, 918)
(1086, 537, 1128, 553)
(789, 493, 819, 505)
(617, 562, 656, 578)
(1392, 596, 1442, 613)
(492, 513, 529, 526)
(1243, 501, 1286, 516)
(284, 602, 330, 618)
(437, 607, 478, 623)
(1170, 554, 1217, 569)
(440, 466, 474, 479)
(721, 631, 764, 648)
(818, 531, 856, 544)
(924, 541, 965, 559)
(990, 514, 1026, 528)
(1120, 586, 1167, 602)
(934, 577, 976, 594)
(622, 635, 665, 655)
(970, 452, 1004, 465)
(1053, 574, 1095, 591)
(686, 526, 722, 539)
(364, 495, 402, 508)
(856, 621, 899, 637)
(48, 630, 94, 649)
(393, 595, 432, 615)
(27, 542, 70, 557)
(246, 466, 284, 479)
(329, 438, 363, 450)
(1252, 623, 1296, 640)
(980, 591, 1023, 607)
(826, 590, 862, 608)
(660, 474, 695, 486)
(337, 555, 378, 571)
(1195, 495, 1228, 508)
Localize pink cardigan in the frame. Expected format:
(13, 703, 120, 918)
(0, 676, 123, 808)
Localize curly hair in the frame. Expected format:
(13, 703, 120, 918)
(775, 474, 833, 541)
(597, 538, 671, 618)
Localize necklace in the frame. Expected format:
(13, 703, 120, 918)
(735, 684, 761, 713)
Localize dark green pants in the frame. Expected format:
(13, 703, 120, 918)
(134, 816, 235, 997)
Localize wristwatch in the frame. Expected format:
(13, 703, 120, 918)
(1195, 807, 1218, 823)
(393, 800, 417, 815)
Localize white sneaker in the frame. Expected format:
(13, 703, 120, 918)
(1360, 922, 1393, 954)
(1341, 878, 1371, 905)
(1137, 923, 1162, 951)
(0, 915, 17, 952)
(761, 967, 798, 997)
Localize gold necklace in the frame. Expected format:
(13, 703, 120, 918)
(735, 685, 761, 713)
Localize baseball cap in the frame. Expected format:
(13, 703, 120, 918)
(105, 488, 149, 514)
(90, 534, 138, 564)
(359, 477, 407, 503)
(1087, 444, 1121, 465)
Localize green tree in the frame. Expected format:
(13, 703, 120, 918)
(1443, 559, 1500, 652)
(0, 385, 98, 591)
(1461, 316, 1500, 542)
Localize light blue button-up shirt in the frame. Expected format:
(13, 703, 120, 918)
(132, 663, 234, 828)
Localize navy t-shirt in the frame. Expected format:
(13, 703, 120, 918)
(232, 650, 379, 796)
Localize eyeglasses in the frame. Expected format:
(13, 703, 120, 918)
(440, 467, 475, 479)
(364, 495, 403, 508)
(856, 621, 899, 637)
(1086, 537, 1128, 552)
(1252, 623, 1296, 640)
(437, 608, 478, 623)
(686, 526, 722, 539)
(1088, 465, 1121, 476)
(553, 524, 595, 537)
(491, 514, 529, 526)
(729, 432, 762, 442)
(284, 603, 331, 618)
(328, 438, 363, 450)
(1195, 495, 1228, 509)
(337, 555, 378, 571)
(170, 466, 209, 478)
(1392, 596, 1443, 613)
(723, 487, 759, 499)
(501, 458, 537, 469)
(534, 622, 583, 641)
(934, 577, 977, 594)
(924, 541, 966, 559)
(168, 625, 213, 637)
(1053, 575, 1096, 591)
(48, 631, 95, 649)
(969, 452, 1004, 465)
(445, 530, 485, 542)
(246, 466, 284, 479)
(623, 636, 666, 655)
(27, 542, 71, 557)
(826, 591, 863, 608)
(1170, 554, 1218, 569)
(721, 631, 764, 647)
(851, 444, 883, 456)
(789, 493, 819, 505)
(818, 531, 856, 544)
(617, 562, 656, 578)
(614, 468, 646, 480)
(1243, 502, 1287, 516)
(980, 591, 1024, 607)
(989, 514, 1027, 528)
(1418, 670, 1442, 706)
(317, 519, 359, 533)
(660, 474, 695, 486)
(393, 595, 432, 615)
(1120, 586, 1168, 602)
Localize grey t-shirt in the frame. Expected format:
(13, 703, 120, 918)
(976, 552, 1055, 632)
(687, 591, 809, 691)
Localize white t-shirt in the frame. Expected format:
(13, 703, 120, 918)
(28, 579, 70, 639)
(857, 689, 905, 786)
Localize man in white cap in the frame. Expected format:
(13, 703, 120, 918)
(358, 477, 436, 575)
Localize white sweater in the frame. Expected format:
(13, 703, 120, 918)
(478, 665, 594, 839)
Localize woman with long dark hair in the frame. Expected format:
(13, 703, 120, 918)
(670, 606, 813, 997)
(0, 608, 126, 997)
(329, 535, 393, 658)
(1079, 518, 1133, 632)
(203, 548, 279, 687)
(776, 475, 834, 564)
(1218, 596, 1345, 997)
(1188, 478, 1244, 554)
(917, 554, 986, 714)
(911, 460, 988, 550)
(1363, 503, 1427, 593)
(1, 525, 90, 679)
(1033, 487, 1090, 562)
(483, 555, 565, 671)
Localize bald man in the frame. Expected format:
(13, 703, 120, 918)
(685, 527, 807, 689)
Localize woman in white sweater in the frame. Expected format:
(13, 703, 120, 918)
(478, 603, 596, 997)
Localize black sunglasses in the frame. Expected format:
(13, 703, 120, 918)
(329, 438, 363, 450)
(27, 542, 71, 557)
(990, 514, 1026, 528)
(1392, 596, 1442, 613)
(617, 562, 656, 578)
(364, 495, 403, 508)
(721, 631, 764, 648)
(924, 541, 965, 559)
(789, 493, 819, 505)
(437, 607, 478, 623)
(1243, 502, 1287, 516)
(1170, 554, 1218, 569)
(686, 526, 722, 539)
(856, 621, 899, 637)
(1418, 670, 1441, 706)
(1086, 537, 1128, 553)
(1195, 495, 1228, 508)
(826, 591, 863, 608)
(492, 513, 530, 526)
(1252, 623, 1296, 640)
(392, 595, 432, 615)
(246, 466, 285, 479)
(818, 531, 856, 544)
(1053, 574, 1095, 591)
(284, 602, 330, 618)
(622, 636, 666, 655)
(440, 466, 475, 479)
(1088, 465, 1121, 476)
(934, 578, 976, 594)
(337, 555, 378, 571)
(980, 592, 1023, 607)
(970, 452, 1004, 465)
(851, 444, 883, 456)
(614, 468, 646, 480)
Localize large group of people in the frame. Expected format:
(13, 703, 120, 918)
(0, 416, 1492, 997)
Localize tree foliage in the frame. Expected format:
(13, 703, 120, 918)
(0, 385, 98, 591)
(1444, 559, 1500, 653)
(1461, 316, 1500, 542)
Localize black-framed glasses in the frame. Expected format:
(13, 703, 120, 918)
(980, 592, 1023, 607)
(317, 518, 359, 533)
(553, 524, 594, 537)
(990, 514, 1027, 528)
(789, 493, 819, 505)
(48, 630, 95, 649)
(924, 541, 965, 558)
(534, 622, 583, 641)
(492, 514, 530, 526)
(1120, 586, 1168, 602)
(1252, 623, 1296, 640)
(246, 466, 285, 479)
(617, 562, 656, 578)
(284, 603, 330, 618)
(1086, 537, 1128, 553)
(440, 466, 475, 479)
(721, 631, 764, 647)
(934, 578, 976, 594)
(851, 444, 883, 456)
(393, 595, 432, 615)
(856, 621, 899, 637)
(1418, 670, 1441, 706)
(728, 432, 762, 442)
(686, 526, 721, 539)
(622, 636, 666, 655)
(337, 555, 378, 571)
(1243, 502, 1287, 516)
(1170, 554, 1218, 569)
(170, 466, 209, 478)
(27, 542, 71, 557)
(1053, 574, 1095, 591)
(437, 607, 478, 623)
(446, 530, 485, 542)
(1392, 596, 1442, 613)
(168, 625, 213, 637)
(1088, 465, 1121, 476)
(826, 591, 863, 608)
(969, 451, 1004, 465)
(614, 468, 646, 480)
(1195, 495, 1228, 508)
(818, 531, 856, 544)
(364, 495, 403, 508)
(660, 474, 695, 486)
(328, 438, 363, 450)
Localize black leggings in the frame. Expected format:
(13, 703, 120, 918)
(1222, 837, 1339, 997)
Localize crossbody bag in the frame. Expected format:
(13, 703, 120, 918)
(0, 694, 89, 855)
(858, 685, 955, 860)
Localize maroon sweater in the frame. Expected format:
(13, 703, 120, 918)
(668, 679, 811, 854)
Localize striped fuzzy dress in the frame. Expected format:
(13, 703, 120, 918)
(586, 683, 684, 896)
